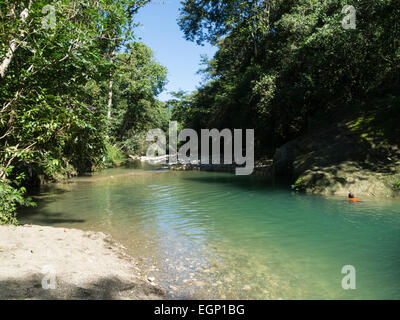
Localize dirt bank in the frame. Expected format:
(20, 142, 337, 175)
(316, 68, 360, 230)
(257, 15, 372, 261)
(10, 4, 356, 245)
(0, 225, 165, 300)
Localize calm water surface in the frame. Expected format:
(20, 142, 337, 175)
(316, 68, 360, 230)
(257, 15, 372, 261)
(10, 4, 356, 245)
(20, 164, 400, 299)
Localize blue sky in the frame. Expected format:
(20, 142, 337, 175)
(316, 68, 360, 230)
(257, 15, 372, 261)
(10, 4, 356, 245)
(133, 0, 217, 101)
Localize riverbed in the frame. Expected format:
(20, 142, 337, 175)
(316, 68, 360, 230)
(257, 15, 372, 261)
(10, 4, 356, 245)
(20, 163, 400, 299)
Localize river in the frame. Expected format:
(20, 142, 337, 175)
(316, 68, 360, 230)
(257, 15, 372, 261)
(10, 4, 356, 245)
(20, 163, 400, 299)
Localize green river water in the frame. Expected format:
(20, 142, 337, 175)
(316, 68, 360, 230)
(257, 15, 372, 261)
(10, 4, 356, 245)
(20, 163, 400, 299)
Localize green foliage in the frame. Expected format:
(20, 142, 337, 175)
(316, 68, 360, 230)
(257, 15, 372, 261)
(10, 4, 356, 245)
(349, 95, 400, 146)
(0, 0, 166, 224)
(393, 180, 400, 191)
(0, 169, 35, 225)
(291, 177, 307, 192)
(106, 42, 170, 155)
(104, 144, 126, 167)
(178, 0, 400, 154)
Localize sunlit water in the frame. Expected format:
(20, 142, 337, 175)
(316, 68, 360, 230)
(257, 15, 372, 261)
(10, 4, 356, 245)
(20, 164, 400, 299)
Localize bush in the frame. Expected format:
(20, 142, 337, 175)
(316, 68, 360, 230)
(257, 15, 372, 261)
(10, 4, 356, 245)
(291, 177, 307, 192)
(121, 131, 153, 156)
(104, 144, 127, 167)
(393, 180, 400, 191)
(0, 181, 35, 225)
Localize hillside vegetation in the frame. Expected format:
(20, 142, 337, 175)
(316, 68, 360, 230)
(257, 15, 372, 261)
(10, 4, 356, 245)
(169, 0, 399, 196)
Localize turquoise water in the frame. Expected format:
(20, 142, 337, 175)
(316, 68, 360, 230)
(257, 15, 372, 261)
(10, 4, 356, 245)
(20, 165, 400, 299)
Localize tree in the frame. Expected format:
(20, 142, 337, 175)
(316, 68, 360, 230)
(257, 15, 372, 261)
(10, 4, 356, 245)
(108, 42, 169, 155)
(177, 0, 400, 153)
(0, 0, 153, 223)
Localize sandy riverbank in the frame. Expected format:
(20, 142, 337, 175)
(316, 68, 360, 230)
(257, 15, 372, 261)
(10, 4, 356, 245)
(0, 225, 165, 299)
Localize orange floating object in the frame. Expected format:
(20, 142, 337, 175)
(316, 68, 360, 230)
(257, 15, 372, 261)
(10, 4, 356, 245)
(348, 198, 360, 202)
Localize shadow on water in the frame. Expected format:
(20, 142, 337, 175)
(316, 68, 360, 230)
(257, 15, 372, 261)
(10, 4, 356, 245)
(125, 159, 163, 171)
(182, 173, 290, 192)
(19, 209, 86, 225)
(19, 186, 86, 225)
(28, 185, 70, 197)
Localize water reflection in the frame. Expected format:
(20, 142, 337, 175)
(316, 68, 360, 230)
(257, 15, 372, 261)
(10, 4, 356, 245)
(19, 166, 400, 299)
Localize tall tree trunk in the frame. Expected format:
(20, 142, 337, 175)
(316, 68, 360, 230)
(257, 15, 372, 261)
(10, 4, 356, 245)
(0, 2, 31, 78)
(106, 48, 115, 130)
(0, 39, 18, 78)
(107, 72, 113, 121)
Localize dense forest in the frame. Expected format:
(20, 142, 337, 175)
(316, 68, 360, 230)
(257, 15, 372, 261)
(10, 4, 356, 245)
(1, 0, 399, 224)
(172, 0, 399, 153)
(0, 0, 169, 223)
(171, 0, 400, 193)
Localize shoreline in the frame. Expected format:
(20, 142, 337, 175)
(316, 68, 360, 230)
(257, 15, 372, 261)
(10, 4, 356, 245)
(4, 169, 400, 300)
(0, 225, 165, 300)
